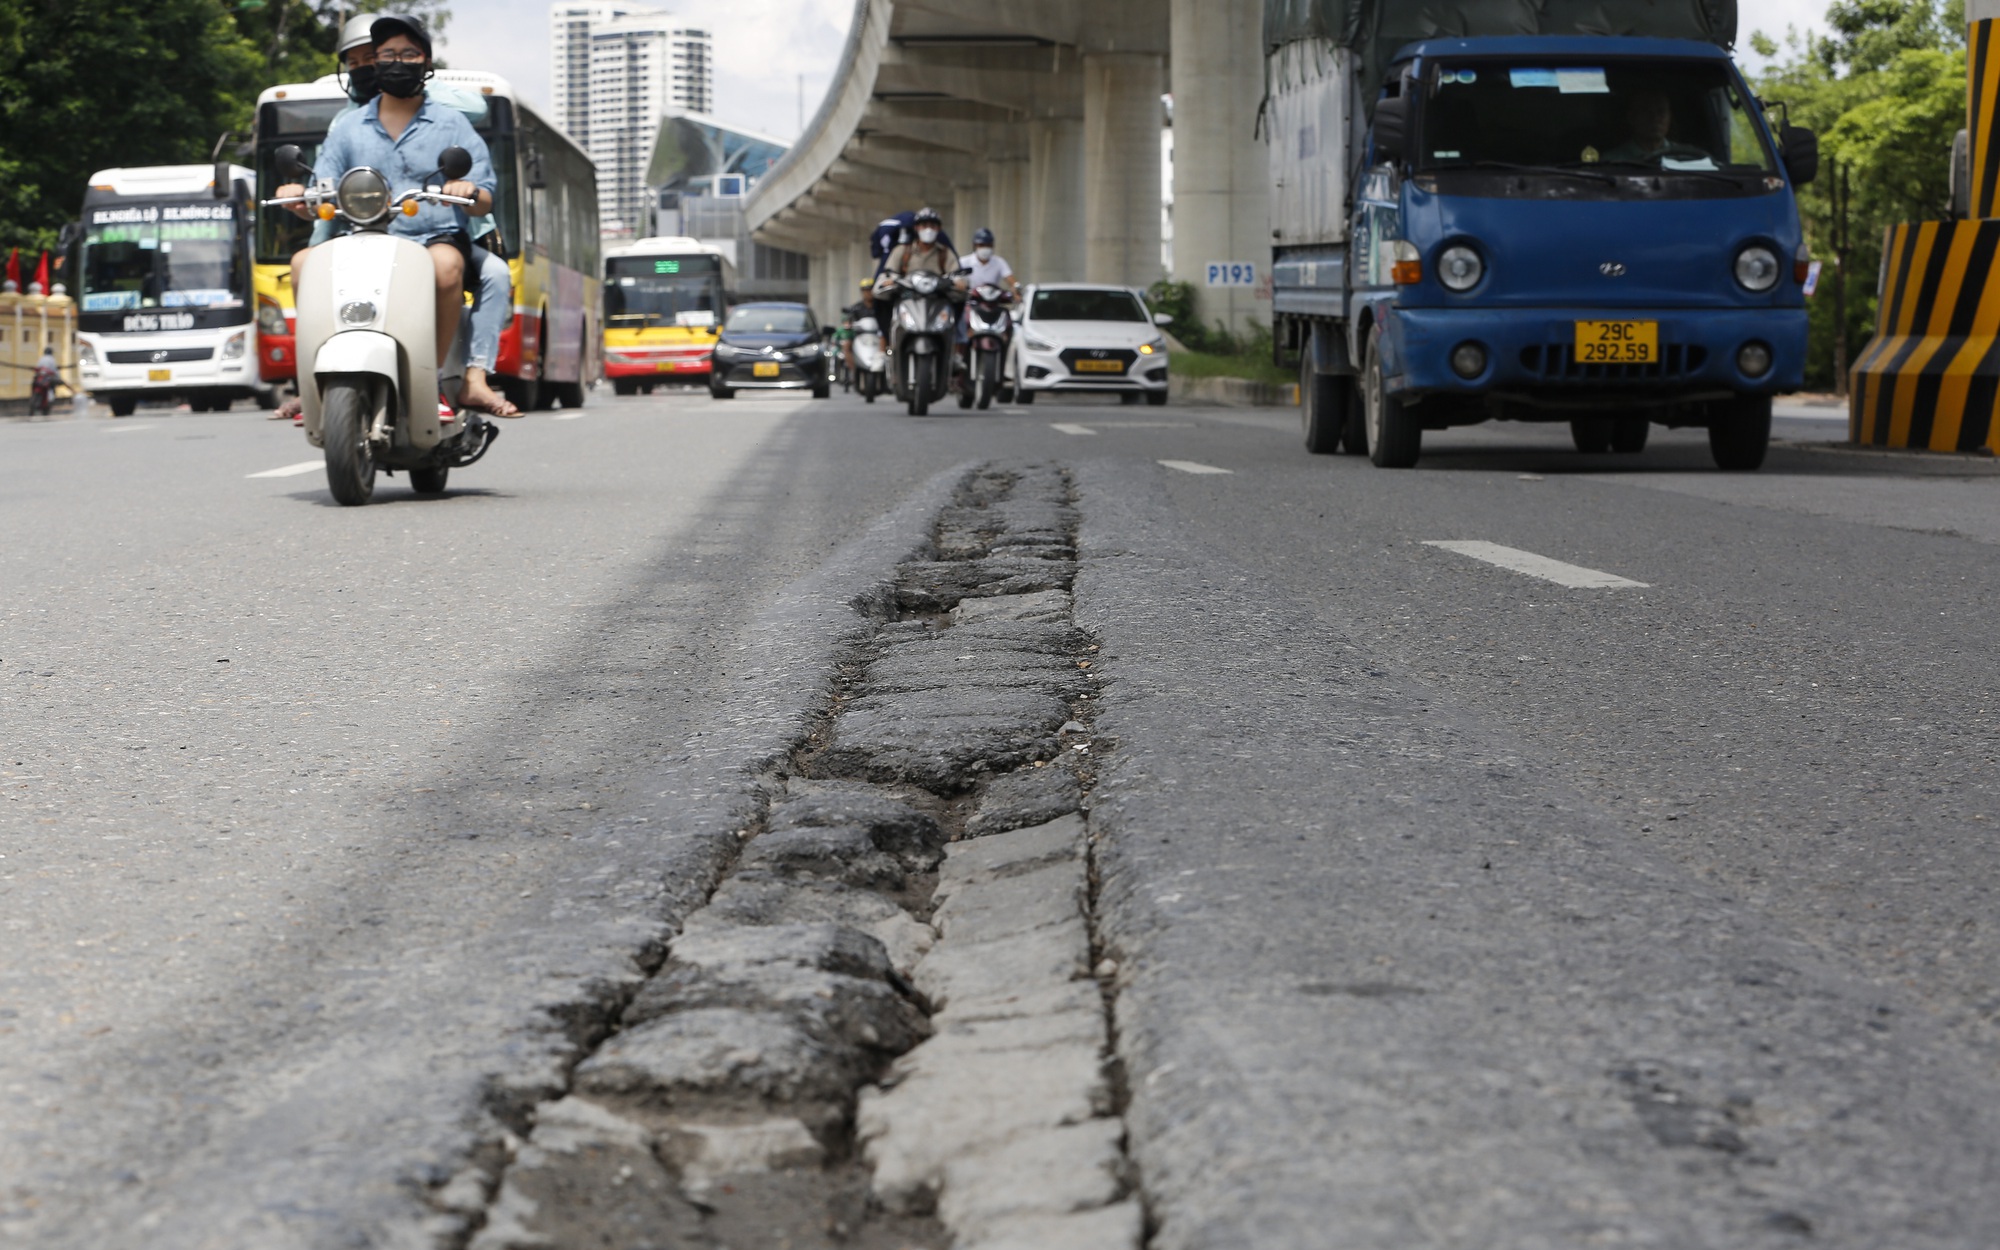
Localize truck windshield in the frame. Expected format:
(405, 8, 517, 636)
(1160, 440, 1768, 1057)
(79, 203, 243, 313)
(1419, 60, 1776, 177)
(605, 255, 724, 328)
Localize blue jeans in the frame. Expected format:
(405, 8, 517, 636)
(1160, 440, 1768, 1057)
(468, 248, 510, 372)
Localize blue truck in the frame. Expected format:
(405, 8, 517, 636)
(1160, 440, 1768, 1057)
(1265, 0, 1817, 469)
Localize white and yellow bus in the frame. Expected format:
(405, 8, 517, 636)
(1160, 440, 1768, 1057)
(250, 71, 600, 409)
(600, 236, 735, 394)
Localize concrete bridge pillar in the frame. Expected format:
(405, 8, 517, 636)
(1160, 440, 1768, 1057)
(987, 155, 1030, 279)
(1029, 117, 1086, 283)
(1170, 0, 1269, 333)
(953, 183, 989, 256)
(1084, 52, 1165, 289)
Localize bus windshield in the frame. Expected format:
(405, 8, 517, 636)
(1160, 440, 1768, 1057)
(1419, 59, 1777, 176)
(80, 203, 243, 312)
(605, 255, 724, 328)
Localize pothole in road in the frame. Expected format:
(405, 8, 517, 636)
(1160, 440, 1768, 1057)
(447, 463, 1139, 1250)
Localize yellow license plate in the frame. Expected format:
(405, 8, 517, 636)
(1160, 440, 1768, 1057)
(753, 362, 780, 378)
(655, 361, 675, 372)
(1074, 359, 1124, 374)
(148, 368, 172, 382)
(1574, 320, 1658, 364)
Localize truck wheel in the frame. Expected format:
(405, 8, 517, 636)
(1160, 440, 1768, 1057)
(1611, 417, 1650, 453)
(1571, 418, 1612, 453)
(1363, 325, 1421, 468)
(1300, 349, 1349, 454)
(320, 379, 376, 506)
(1709, 395, 1772, 471)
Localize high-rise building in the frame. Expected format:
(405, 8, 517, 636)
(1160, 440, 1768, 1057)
(549, 3, 714, 236)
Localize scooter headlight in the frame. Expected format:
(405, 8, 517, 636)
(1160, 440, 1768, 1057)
(337, 167, 392, 225)
(930, 305, 954, 332)
(896, 302, 924, 331)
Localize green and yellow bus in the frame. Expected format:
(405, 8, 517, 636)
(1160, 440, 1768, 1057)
(251, 71, 600, 408)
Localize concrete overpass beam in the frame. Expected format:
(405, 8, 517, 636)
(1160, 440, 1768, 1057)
(1170, 0, 1269, 334)
(1084, 51, 1165, 289)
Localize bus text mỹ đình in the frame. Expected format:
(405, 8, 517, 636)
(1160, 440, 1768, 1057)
(250, 71, 601, 410)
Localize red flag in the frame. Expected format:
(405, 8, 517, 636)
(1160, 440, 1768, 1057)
(32, 251, 49, 293)
(4, 249, 18, 290)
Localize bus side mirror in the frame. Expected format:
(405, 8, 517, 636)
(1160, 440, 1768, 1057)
(439, 146, 473, 181)
(527, 150, 547, 189)
(1781, 125, 1819, 187)
(1373, 95, 1409, 166)
(213, 160, 232, 198)
(274, 144, 310, 180)
(57, 222, 80, 252)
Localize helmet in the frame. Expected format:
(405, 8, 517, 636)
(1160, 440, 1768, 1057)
(858, 279, 875, 292)
(972, 227, 995, 247)
(337, 12, 379, 57)
(912, 206, 942, 226)
(370, 13, 433, 60)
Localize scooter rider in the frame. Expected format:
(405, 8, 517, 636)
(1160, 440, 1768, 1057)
(873, 207, 961, 298)
(275, 15, 507, 414)
(961, 228, 1018, 296)
(280, 15, 519, 419)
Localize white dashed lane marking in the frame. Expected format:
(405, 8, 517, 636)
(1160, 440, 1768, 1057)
(104, 424, 155, 434)
(1158, 459, 1232, 475)
(246, 461, 325, 479)
(1423, 540, 1649, 589)
(552, 412, 584, 421)
(1050, 423, 1097, 436)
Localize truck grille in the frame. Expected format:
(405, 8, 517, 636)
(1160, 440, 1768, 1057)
(1521, 343, 1705, 383)
(107, 347, 214, 364)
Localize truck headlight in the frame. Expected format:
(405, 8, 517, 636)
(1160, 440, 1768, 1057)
(1734, 244, 1780, 292)
(1437, 244, 1484, 292)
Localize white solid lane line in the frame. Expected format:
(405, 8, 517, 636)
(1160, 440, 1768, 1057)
(552, 412, 584, 421)
(246, 461, 325, 479)
(1159, 459, 1232, 475)
(1423, 540, 1648, 589)
(1051, 423, 1097, 436)
(104, 424, 155, 434)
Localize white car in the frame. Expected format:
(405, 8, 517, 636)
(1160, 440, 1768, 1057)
(1010, 283, 1172, 405)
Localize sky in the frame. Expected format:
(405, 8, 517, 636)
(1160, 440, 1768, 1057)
(435, 0, 1837, 147)
(436, 0, 854, 141)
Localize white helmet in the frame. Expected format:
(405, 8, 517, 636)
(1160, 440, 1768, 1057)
(338, 13, 379, 57)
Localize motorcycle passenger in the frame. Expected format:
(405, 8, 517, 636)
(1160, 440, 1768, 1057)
(279, 15, 519, 420)
(274, 15, 506, 414)
(874, 207, 961, 299)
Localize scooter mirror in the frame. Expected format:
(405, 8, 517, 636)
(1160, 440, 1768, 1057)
(438, 147, 474, 182)
(274, 144, 309, 180)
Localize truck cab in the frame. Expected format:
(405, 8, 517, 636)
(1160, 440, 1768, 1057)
(1275, 35, 1816, 469)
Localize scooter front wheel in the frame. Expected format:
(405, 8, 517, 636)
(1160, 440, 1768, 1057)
(908, 355, 933, 417)
(320, 378, 376, 506)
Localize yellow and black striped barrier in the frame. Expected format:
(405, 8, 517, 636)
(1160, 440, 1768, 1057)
(1850, 218, 2000, 453)
(1971, 17, 2000, 219)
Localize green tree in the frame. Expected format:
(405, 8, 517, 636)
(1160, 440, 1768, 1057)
(1752, 0, 1967, 389)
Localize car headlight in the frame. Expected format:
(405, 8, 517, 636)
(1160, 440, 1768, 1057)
(1021, 334, 1055, 353)
(1734, 244, 1780, 293)
(337, 167, 391, 225)
(1138, 336, 1166, 355)
(257, 296, 288, 338)
(222, 330, 248, 360)
(1437, 244, 1484, 292)
(712, 342, 738, 358)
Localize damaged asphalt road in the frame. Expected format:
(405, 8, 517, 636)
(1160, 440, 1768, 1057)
(5, 391, 2000, 1248)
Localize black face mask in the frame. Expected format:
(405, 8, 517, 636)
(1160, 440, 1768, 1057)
(344, 63, 379, 104)
(376, 60, 426, 99)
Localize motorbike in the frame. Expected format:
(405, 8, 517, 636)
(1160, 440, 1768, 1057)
(956, 281, 1015, 411)
(263, 144, 498, 506)
(878, 270, 959, 416)
(850, 308, 888, 404)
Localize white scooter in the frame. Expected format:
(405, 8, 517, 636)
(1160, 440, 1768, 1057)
(851, 310, 888, 403)
(264, 144, 499, 506)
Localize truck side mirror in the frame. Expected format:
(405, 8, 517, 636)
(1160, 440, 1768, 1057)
(439, 146, 474, 182)
(1373, 95, 1410, 167)
(274, 144, 310, 181)
(1781, 125, 1818, 187)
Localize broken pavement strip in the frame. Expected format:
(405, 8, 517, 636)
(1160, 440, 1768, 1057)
(466, 464, 1139, 1249)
